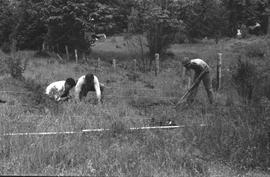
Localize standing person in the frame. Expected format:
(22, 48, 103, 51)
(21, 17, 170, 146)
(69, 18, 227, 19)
(182, 58, 214, 104)
(45, 78, 76, 102)
(74, 74, 104, 103)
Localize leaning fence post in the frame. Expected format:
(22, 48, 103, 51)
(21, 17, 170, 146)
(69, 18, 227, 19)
(65, 45, 70, 61)
(155, 53, 160, 76)
(133, 59, 137, 73)
(216, 53, 222, 91)
(75, 49, 78, 64)
(112, 59, 116, 71)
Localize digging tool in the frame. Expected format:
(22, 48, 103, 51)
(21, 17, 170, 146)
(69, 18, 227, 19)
(175, 69, 208, 106)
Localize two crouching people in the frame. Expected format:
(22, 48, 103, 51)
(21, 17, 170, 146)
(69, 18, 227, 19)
(45, 74, 104, 104)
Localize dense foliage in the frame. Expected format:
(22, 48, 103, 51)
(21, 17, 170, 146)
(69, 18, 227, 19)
(0, 0, 269, 54)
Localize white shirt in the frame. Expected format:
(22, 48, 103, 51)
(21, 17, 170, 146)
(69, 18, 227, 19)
(190, 59, 209, 68)
(188, 59, 210, 73)
(75, 75, 101, 101)
(45, 80, 66, 101)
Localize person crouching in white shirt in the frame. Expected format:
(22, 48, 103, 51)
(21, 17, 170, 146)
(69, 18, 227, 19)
(45, 78, 76, 102)
(74, 74, 104, 104)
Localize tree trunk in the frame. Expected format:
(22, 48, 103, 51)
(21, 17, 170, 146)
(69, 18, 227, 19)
(268, 14, 270, 34)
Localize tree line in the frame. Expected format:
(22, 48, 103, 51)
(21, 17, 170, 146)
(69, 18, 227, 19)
(0, 0, 269, 57)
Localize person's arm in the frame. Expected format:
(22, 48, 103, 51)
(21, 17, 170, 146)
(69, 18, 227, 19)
(99, 83, 105, 103)
(93, 76, 101, 103)
(57, 95, 71, 102)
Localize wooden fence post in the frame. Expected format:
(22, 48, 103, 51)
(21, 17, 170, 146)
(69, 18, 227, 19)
(182, 57, 189, 88)
(133, 59, 137, 73)
(182, 57, 189, 78)
(112, 59, 116, 71)
(187, 76, 191, 90)
(11, 39, 17, 56)
(96, 57, 100, 73)
(155, 53, 160, 76)
(42, 42, 46, 51)
(82, 52, 86, 62)
(182, 65, 186, 78)
(75, 49, 78, 64)
(216, 53, 222, 91)
(65, 45, 70, 61)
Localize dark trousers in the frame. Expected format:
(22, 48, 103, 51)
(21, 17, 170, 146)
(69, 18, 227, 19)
(187, 71, 214, 104)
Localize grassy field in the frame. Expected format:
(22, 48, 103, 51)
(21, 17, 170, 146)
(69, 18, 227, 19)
(0, 35, 269, 176)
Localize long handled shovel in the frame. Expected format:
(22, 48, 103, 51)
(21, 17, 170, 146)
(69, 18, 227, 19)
(175, 69, 208, 107)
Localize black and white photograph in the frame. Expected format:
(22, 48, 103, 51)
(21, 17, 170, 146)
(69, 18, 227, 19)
(0, 0, 270, 176)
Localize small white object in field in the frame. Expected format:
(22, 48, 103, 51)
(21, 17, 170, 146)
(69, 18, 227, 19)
(249, 22, 261, 30)
(237, 29, 242, 39)
(255, 22, 261, 28)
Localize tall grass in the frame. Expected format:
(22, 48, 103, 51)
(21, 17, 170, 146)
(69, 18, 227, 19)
(0, 36, 270, 176)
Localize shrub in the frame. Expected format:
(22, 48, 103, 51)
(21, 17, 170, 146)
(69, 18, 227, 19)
(244, 42, 267, 58)
(232, 59, 258, 103)
(22, 78, 61, 114)
(1, 42, 11, 54)
(5, 53, 28, 80)
(33, 51, 51, 58)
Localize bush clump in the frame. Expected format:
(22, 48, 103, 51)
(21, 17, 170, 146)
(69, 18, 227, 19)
(232, 59, 258, 103)
(244, 42, 267, 58)
(5, 53, 29, 80)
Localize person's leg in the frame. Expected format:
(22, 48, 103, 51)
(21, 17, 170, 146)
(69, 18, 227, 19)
(186, 72, 201, 103)
(202, 72, 214, 104)
(99, 83, 105, 103)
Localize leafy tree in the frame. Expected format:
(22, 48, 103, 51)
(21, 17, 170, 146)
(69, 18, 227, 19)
(170, 0, 228, 40)
(90, 2, 130, 35)
(40, 0, 94, 53)
(0, 0, 15, 51)
(223, 0, 269, 36)
(10, 0, 46, 50)
(131, 0, 182, 64)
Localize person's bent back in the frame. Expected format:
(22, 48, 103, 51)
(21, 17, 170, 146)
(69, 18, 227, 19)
(74, 74, 104, 104)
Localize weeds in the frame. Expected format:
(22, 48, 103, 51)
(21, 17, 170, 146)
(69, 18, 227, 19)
(244, 42, 267, 58)
(232, 59, 258, 103)
(5, 52, 29, 80)
(193, 105, 270, 171)
(1, 36, 270, 176)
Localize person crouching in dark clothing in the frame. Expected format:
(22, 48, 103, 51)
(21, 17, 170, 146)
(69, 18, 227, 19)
(182, 58, 214, 104)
